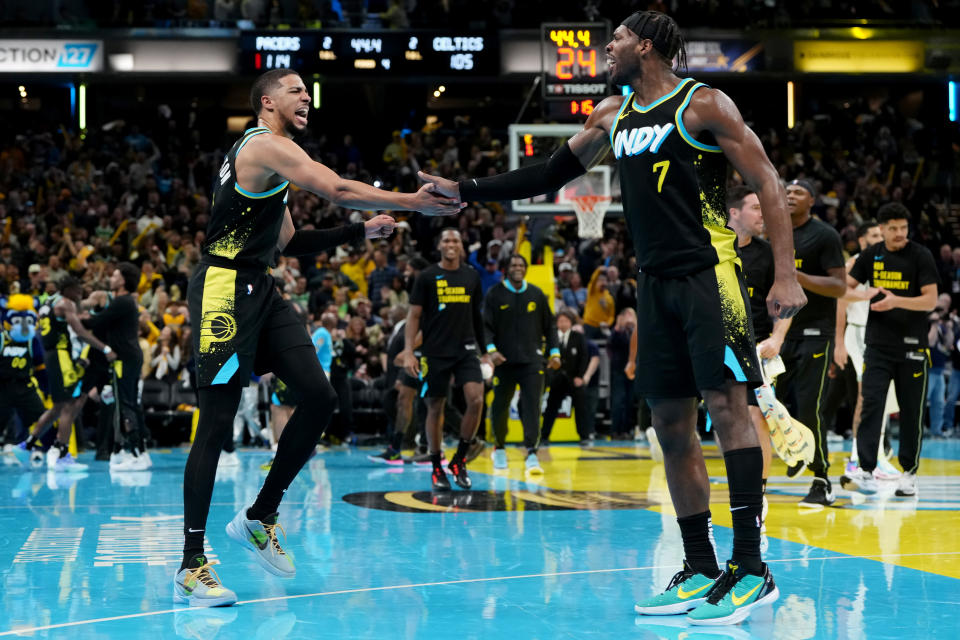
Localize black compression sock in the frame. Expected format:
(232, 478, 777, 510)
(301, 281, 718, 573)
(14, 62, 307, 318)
(181, 529, 205, 571)
(677, 511, 721, 578)
(724, 447, 764, 575)
(453, 438, 471, 463)
(761, 478, 767, 494)
(56, 440, 69, 458)
(430, 451, 443, 470)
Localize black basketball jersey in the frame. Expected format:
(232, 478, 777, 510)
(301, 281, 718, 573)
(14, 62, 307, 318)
(204, 127, 290, 269)
(38, 294, 70, 352)
(0, 332, 34, 380)
(610, 77, 734, 278)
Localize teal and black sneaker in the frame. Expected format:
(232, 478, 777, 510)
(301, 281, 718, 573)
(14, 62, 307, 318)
(173, 556, 237, 608)
(634, 560, 720, 615)
(687, 560, 779, 625)
(225, 509, 295, 578)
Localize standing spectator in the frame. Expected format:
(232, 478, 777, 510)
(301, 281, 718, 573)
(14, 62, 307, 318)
(927, 293, 954, 438)
(467, 247, 503, 295)
(579, 324, 602, 441)
(582, 267, 614, 339)
(942, 305, 960, 437)
(608, 308, 636, 438)
(541, 308, 590, 445)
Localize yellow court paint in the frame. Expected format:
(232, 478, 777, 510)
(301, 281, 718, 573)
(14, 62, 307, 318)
(465, 444, 960, 579)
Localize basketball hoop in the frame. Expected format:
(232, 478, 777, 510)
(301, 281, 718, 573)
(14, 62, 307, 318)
(570, 195, 611, 239)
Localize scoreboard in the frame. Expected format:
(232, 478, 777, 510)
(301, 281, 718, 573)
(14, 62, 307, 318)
(239, 31, 498, 76)
(540, 23, 610, 121)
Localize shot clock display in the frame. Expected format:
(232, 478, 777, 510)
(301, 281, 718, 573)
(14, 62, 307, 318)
(541, 23, 610, 121)
(239, 31, 497, 76)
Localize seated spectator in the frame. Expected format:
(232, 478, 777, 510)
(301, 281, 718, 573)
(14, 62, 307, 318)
(150, 326, 182, 381)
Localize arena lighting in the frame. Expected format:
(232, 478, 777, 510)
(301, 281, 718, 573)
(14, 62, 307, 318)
(78, 83, 86, 130)
(69, 83, 76, 118)
(433, 90, 441, 97)
(787, 81, 795, 129)
(950, 81, 957, 123)
(312, 81, 320, 109)
(373, 180, 382, 188)
(438, 85, 446, 92)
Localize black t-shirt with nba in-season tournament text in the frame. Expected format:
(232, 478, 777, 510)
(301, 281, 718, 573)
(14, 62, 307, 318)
(849, 240, 940, 351)
(786, 217, 845, 340)
(410, 263, 485, 358)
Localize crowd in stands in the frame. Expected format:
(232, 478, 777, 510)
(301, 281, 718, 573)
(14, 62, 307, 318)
(0, 75, 958, 445)
(7, 0, 956, 29)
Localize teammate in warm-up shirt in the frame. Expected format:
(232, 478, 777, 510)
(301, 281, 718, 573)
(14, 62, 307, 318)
(400, 228, 489, 491)
(841, 202, 939, 498)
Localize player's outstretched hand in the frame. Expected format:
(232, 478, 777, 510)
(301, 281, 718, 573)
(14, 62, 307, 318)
(412, 181, 464, 217)
(767, 278, 807, 320)
(364, 214, 397, 239)
(418, 171, 461, 200)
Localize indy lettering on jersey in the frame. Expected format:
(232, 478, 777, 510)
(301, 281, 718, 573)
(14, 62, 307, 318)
(613, 124, 675, 159)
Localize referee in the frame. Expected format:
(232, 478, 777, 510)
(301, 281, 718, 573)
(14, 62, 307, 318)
(483, 254, 560, 474)
(777, 179, 846, 507)
(842, 203, 939, 498)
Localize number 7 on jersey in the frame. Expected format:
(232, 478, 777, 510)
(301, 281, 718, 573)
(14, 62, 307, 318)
(652, 161, 670, 193)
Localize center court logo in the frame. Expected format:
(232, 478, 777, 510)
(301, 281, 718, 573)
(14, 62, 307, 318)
(342, 489, 656, 513)
(199, 311, 237, 349)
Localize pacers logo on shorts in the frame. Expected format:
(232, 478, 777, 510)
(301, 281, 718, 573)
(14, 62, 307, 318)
(419, 356, 429, 378)
(199, 311, 237, 352)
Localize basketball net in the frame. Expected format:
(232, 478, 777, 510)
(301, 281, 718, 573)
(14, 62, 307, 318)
(570, 195, 610, 239)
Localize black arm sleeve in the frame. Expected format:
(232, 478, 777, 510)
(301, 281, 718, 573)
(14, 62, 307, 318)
(472, 276, 486, 350)
(482, 289, 497, 352)
(458, 142, 587, 203)
(281, 223, 365, 257)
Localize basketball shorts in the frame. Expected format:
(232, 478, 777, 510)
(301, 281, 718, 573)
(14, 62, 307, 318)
(44, 349, 83, 403)
(271, 378, 299, 406)
(635, 260, 761, 398)
(418, 352, 482, 398)
(189, 263, 313, 388)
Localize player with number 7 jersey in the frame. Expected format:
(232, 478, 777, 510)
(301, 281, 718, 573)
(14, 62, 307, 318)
(418, 10, 806, 627)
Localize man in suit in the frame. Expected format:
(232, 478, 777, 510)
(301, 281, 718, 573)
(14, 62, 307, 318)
(541, 308, 590, 444)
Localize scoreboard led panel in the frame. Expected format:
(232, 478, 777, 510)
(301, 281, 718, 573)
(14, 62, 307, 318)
(239, 31, 497, 76)
(541, 23, 610, 121)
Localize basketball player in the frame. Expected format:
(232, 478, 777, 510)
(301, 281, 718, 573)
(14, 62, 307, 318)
(420, 11, 805, 625)
(841, 203, 939, 498)
(33, 276, 116, 470)
(484, 254, 561, 473)
(175, 68, 463, 608)
(726, 186, 791, 524)
(400, 229, 488, 491)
